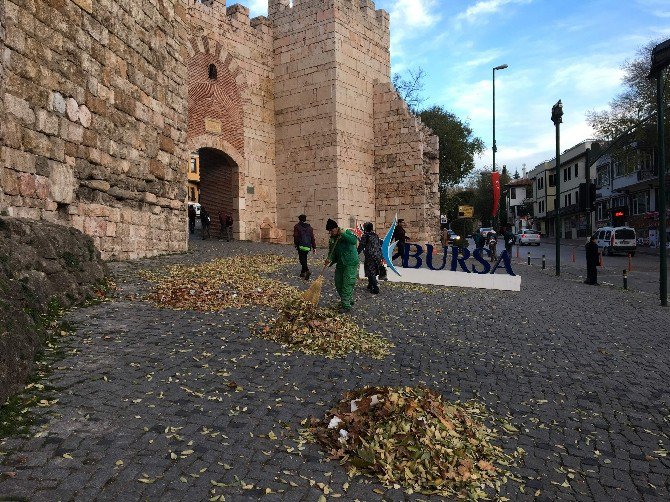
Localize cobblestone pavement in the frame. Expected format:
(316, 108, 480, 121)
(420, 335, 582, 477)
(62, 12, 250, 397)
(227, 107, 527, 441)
(2, 239, 670, 501)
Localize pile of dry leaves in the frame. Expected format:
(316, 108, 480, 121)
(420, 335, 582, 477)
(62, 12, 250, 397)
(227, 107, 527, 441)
(307, 386, 520, 499)
(142, 255, 298, 311)
(259, 299, 392, 359)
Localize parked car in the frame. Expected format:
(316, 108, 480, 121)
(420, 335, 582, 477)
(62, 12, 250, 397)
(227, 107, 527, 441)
(188, 202, 201, 217)
(516, 229, 541, 246)
(591, 226, 637, 256)
(447, 229, 460, 240)
(478, 227, 496, 238)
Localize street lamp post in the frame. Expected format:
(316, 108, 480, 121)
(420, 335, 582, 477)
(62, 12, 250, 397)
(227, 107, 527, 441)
(551, 100, 563, 277)
(493, 63, 508, 227)
(649, 39, 670, 306)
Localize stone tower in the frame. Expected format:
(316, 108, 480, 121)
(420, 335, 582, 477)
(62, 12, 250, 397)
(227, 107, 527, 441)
(269, 0, 392, 241)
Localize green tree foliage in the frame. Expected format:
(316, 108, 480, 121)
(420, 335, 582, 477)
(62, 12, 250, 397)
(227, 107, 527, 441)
(586, 40, 669, 146)
(392, 68, 485, 222)
(467, 167, 511, 228)
(421, 106, 486, 188)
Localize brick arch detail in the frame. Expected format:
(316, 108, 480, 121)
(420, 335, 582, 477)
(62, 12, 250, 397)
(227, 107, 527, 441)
(187, 134, 244, 170)
(186, 35, 250, 157)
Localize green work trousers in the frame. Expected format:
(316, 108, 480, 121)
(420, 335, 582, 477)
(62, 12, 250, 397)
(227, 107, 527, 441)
(334, 264, 358, 309)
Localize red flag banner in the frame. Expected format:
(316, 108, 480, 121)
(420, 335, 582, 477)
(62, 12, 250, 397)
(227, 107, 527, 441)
(491, 171, 501, 216)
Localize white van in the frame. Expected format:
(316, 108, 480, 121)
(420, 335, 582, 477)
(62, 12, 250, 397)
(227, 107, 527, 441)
(591, 226, 637, 256)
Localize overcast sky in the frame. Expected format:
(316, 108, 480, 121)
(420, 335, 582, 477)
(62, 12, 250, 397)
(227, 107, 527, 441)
(244, 0, 670, 175)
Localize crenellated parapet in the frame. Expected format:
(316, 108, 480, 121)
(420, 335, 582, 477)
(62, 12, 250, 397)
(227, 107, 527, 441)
(187, 0, 272, 37)
(269, 0, 389, 34)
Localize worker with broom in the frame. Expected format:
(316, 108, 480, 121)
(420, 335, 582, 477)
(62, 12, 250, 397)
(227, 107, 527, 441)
(324, 218, 359, 313)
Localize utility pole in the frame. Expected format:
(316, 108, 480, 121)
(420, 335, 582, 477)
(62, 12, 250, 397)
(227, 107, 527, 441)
(649, 39, 669, 306)
(552, 100, 563, 276)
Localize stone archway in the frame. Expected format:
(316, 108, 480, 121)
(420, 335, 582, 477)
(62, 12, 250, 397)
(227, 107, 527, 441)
(197, 147, 240, 238)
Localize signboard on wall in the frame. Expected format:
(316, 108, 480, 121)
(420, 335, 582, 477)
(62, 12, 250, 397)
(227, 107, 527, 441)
(458, 205, 474, 218)
(205, 118, 222, 134)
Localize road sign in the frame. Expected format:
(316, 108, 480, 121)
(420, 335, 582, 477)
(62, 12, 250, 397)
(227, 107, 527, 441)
(440, 214, 448, 224)
(458, 205, 474, 218)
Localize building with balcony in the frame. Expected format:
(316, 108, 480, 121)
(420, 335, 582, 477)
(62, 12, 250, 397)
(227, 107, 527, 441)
(504, 171, 533, 233)
(593, 141, 670, 246)
(528, 140, 601, 238)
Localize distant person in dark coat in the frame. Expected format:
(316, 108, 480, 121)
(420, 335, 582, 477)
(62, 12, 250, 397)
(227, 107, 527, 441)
(392, 219, 408, 262)
(487, 232, 497, 262)
(357, 222, 382, 294)
(219, 211, 234, 241)
(503, 227, 515, 255)
(188, 205, 196, 234)
(293, 214, 316, 280)
(585, 235, 599, 285)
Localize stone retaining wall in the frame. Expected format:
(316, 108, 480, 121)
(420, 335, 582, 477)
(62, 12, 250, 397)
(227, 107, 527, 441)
(0, 216, 107, 405)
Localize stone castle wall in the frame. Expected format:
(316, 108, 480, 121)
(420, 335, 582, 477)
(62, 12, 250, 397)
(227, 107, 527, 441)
(1, 0, 439, 256)
(374, 81, 440, 244)
(270, 0, 402, 244)
(0, 0, 190, 260)
(333, 0, 390, 237)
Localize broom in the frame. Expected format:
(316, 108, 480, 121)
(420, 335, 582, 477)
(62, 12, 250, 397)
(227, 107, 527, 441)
(302, 235, 342, 305)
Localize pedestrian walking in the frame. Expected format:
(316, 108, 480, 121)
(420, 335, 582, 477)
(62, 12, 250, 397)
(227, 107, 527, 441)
(487, 231, 497, 262)
(293, 214, 316, 280)
(440, 225, 450, 249)
(324, 218, 359, 312)
(474, 232, 484, 252)
(357, 222, 382, 294)
(188, 204, 196, 234)
(218, 210, 226, 239)
(585, 234, 599, 285)
(219, 211, 233, 241)
(200, 208, 211, 240)
(392, 219, 408, 262)
(503, 227, 515, 256)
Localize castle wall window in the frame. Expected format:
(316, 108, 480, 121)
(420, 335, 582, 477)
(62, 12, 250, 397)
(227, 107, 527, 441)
(208, 63, 217, 80)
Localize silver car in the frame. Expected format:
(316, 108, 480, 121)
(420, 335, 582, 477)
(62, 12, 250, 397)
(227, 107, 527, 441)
(516, 229, 540, 245)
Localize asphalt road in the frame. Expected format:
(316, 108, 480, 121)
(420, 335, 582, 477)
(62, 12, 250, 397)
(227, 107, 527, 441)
(505, 242, 669, 299)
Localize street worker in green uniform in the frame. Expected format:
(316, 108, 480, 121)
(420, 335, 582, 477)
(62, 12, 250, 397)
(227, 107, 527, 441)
(324, 218, 359, 312)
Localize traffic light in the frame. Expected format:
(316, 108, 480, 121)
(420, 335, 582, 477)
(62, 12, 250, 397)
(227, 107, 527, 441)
(612, 208, 626, 226)
(578, 182, 598, 211)
(578, 183, 588, 212)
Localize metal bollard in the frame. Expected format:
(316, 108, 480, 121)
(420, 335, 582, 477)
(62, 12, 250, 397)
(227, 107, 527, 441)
(628, 253, 632, 272)
(572, 247, 576, 263)
(527, 252, 531, 265)
(542, 254, 546, 269)
(623, 269, 628, 290)
(516, 245, 520, 258)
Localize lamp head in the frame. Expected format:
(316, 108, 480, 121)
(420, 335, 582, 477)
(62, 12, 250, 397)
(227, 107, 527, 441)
(649, 38, 670, 78)
(493, 64, 509, 71)
(551, 100, 563, 125)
